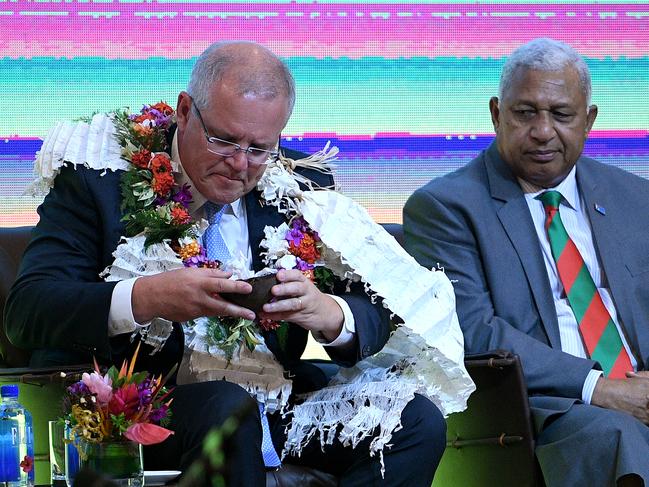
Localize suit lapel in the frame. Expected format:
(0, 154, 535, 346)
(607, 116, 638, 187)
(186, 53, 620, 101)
(485, 144, 562, 349)
(244, 189, 291, 359)
(577, 161, 643, 368)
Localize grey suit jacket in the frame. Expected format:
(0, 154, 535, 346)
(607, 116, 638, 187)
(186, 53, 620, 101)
(404, 142, 649, 424)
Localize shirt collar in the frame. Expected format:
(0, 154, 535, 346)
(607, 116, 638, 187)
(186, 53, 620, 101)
(518, 165, 580, 211)
(171, 130, 244, 218)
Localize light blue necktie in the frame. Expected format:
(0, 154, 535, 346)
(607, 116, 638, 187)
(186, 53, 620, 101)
(203, 202, 231, 262)
(258, 403, 281, 468)
(203, 201, 281, 467)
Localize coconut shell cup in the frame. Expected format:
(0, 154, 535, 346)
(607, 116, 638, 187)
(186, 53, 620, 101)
(220, 274, 278, 313)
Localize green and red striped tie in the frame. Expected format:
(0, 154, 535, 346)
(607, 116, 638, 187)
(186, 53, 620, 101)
(538, 190, 632, 378)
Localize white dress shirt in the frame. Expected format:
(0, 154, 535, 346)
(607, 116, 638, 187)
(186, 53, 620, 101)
(108, 133, 355, 347)
(520, 167, 637, 404)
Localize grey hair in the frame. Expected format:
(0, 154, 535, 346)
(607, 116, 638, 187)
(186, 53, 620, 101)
(187, 41, 296, 115)
(499, 38, 592, 107)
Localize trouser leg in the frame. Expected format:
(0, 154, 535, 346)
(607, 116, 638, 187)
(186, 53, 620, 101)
(144, 380, 265, 487)
(273, 393, 446, 487)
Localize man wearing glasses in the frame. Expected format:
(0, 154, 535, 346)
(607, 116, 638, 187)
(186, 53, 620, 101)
(6, 41, 445, 485)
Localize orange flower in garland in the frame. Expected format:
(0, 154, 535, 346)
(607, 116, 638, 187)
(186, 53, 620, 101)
(133, 123, 154, 137)
(178, 240, 201, 260)
(301, 269, 315, 281)
(170, 205, 191, 225)
(132, 112, 156, 124)
(152, 173, 174, 196)
(289, 233, 320, 264)
(131, 149, 152, 169)
(151, 102, 174, 116)
(150, 153, 172, 174)
(150, 154, 174, 196)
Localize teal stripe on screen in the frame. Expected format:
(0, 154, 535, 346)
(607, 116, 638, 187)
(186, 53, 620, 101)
(1, 57, 648, 137)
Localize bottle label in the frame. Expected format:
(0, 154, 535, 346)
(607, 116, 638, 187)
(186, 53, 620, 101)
(0, 418, 20, 481)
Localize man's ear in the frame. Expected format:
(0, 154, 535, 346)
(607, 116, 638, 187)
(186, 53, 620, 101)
(176, 92, 192, 130)
(489, 97, 500, 132)
(585, 104, 598, 136)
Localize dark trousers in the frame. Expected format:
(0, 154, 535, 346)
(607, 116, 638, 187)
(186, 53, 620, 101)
(145, 380, 446, 487)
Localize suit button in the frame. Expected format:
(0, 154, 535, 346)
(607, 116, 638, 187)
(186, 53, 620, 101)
(362, 345, 371, 357)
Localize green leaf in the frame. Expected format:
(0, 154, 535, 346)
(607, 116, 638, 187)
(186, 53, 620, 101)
(276, 322, 289, 351)
(106, 366, 119, 384)
(314, 267, 336, 293)
(129, 371, 148, 385)
(109, 413, 130, 435)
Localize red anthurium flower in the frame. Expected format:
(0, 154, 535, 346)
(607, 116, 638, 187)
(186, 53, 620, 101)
(124, 423, 174, 445)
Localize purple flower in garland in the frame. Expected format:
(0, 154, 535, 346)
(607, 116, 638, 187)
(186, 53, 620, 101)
(154, 195, 172, 207)
(172, 184, 193, 209)
(148, 108, 173, 128)
(182, 250, 219, 269)
(285, 217, 320, 247)
(286, 228, 303, 246)
(183, 253, 209, 268)
(295, 258, 314, 271)
(286, 217, 310, 246)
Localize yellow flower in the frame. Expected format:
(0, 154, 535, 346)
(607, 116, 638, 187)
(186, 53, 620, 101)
(71, 405, 104, 443)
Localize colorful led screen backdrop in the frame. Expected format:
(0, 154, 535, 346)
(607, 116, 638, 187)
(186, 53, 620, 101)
(1, 1, 648, 226)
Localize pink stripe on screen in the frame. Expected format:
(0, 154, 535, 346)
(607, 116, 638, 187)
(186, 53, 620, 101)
(1, 3, 647, 59)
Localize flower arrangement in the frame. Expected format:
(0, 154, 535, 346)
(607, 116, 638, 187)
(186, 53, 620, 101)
(62, 345, 174, 450)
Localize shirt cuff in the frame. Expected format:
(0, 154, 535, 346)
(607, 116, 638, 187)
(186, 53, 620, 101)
(108, 278, 139, 337)
(311, 294, 356, 348)
(581, 369, 604, 404)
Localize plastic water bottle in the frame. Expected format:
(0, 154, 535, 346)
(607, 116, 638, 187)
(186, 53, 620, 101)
(0, 385, 34, 487)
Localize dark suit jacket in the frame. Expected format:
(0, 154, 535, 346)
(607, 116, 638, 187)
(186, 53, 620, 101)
(5, 147, 390, 386)
(404, 142, 649, 410)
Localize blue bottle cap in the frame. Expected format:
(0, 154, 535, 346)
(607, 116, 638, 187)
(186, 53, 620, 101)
(0, 384, 19, 398)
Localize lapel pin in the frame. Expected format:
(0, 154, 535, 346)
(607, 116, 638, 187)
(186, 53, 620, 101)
(594, 204, 606, 215)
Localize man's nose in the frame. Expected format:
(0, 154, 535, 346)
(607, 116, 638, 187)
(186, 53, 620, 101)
(224, 149, 249, 171)
(530, 111, 556, 142)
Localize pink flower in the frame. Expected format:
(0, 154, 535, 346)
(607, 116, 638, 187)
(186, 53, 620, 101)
(124, 423, 174, 445)
(82, 372, 113, 405)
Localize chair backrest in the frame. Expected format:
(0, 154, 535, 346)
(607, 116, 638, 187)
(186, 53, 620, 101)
(0, 226, 34, 367)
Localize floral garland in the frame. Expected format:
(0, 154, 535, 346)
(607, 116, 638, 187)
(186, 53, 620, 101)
(112, 102, 338, 357)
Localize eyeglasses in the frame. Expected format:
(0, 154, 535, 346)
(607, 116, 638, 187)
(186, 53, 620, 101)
(193, 104, 280, 167)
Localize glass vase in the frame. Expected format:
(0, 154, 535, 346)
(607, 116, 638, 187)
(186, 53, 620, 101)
(77, 440, 144, 487)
